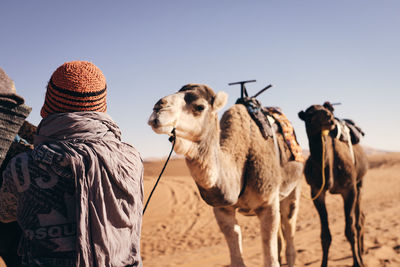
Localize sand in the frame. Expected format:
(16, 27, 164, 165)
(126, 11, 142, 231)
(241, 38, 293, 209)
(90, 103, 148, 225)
(141, 153, 400, 266)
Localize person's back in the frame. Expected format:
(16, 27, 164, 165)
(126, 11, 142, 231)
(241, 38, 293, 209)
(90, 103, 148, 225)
(0, 61, 144, 267)
(2, 143, 76, 266)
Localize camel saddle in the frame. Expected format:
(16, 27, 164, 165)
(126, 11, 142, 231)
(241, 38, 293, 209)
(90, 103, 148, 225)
(331, 118, 365, 145)
(236, 97, 304, 162)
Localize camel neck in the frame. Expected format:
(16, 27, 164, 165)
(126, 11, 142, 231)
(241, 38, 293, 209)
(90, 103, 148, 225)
(184, 112, 246, 206)
(308, 132, 332, 165)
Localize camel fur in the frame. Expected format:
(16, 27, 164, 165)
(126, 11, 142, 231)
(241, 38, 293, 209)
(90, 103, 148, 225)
(148, 84, 304, 267)
(298, 102, 368, 267)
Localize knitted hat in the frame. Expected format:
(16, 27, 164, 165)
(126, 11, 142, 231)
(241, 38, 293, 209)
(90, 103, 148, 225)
(41, 61, 107, 118)
(0, 67, 25, 106)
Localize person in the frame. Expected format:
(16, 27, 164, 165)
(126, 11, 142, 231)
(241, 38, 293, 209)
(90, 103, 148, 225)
(0, 67, 32, 267)
(0, 61, 144, 267)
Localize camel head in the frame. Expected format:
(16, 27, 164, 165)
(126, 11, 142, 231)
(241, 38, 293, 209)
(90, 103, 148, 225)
(148, 84, 228, 157)
(298, 101, 336, 135)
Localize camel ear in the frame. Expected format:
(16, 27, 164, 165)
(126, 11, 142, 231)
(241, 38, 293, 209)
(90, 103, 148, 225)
(213, 91, 228, 112)
(323, 101, 334, 112)
(298, 111, 306, 121)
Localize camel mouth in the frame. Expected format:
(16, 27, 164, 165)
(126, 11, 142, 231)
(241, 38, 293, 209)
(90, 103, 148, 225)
(152, 125, 175, 135)
(321, 120, 335, 129)
(319, 121, 335, 132)
(148, 116, 176, 135)
(148, 110, 175, 131)
(149, 122, 175, 136)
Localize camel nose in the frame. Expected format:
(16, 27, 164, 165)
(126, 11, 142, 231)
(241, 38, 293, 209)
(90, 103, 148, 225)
(148, 113, 160, 127)
(152, 118, 160, 127)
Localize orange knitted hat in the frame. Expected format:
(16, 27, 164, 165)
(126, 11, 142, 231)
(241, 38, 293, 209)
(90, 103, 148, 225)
(40, 61, 107, 118)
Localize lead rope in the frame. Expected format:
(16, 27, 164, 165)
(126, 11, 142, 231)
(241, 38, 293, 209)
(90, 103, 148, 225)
(143, 128, 176, 214)
(311, 130, 329, 201)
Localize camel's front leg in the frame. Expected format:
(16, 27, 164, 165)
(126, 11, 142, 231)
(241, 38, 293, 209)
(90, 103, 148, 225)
(355, 180, 365, 255)
(280, 183, 301, 267)
(312, 190, 332, 267)
(342, 187, 364, 267)
(256, 195, 280, 267)
(213, 207, 245, 267)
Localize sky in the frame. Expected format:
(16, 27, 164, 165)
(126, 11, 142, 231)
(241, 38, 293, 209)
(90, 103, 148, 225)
(1, 1, 399, 159)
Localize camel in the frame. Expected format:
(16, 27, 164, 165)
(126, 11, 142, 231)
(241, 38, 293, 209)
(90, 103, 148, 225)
(298, 102, 368, 267)
(148, 84, 304, 267)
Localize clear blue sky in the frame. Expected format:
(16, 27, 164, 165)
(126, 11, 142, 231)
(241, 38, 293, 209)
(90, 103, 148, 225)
(1, 1, 399, 159)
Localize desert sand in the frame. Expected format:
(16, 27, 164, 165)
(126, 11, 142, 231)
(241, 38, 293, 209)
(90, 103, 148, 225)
(142, 152, 400, 267)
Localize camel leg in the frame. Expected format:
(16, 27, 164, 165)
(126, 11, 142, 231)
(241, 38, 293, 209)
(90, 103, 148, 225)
(342, 188, 364, 267)
(312, 190, 331, 267)
(213, 207, 245, 267)
(277, 225, 283, 264)
(355, 180, 365, 255)
(280, 184, 301, 267)
(256, 194, 280, 267)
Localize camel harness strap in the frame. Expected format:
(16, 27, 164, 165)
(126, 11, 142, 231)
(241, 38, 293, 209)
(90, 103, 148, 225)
(311, 130, 329, 201)
(143, 128, 176, 214)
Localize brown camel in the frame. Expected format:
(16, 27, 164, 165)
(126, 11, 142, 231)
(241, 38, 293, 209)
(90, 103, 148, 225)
(298, 102, 368, 267)
(148, 84, 304, 267)
(0, 121, 36, 267)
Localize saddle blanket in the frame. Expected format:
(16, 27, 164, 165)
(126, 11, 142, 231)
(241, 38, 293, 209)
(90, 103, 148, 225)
(266, 107, 304, 163)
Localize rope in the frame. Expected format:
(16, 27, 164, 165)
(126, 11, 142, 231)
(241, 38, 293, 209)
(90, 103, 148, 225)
(143, 128, 176, 214)
(311, 130, 329, 201)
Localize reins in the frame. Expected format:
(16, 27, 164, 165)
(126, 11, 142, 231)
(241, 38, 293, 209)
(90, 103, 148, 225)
(143, 128, 176, 214)
(310, 130, 329, 201)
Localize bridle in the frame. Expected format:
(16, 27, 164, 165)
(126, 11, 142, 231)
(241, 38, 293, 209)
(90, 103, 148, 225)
(311, 129, 329, 201)
(143, 128, 176, 214)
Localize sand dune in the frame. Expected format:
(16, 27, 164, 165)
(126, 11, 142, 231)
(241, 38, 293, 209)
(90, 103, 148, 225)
(142, 153, 400, 266)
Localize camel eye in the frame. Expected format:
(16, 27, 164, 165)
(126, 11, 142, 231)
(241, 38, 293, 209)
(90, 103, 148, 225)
(194, 104, 205, 112)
